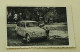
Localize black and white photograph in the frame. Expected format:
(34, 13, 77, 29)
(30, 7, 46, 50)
(7, 7, 69, 47)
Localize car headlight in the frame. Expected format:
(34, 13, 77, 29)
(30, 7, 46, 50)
(32, 32, 35, 35)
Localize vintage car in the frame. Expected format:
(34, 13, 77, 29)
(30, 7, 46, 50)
(16, 20, 48, 42)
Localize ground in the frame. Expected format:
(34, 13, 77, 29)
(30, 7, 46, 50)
(7, 23, 69, 46)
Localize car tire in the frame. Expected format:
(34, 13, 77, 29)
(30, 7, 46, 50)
(44, 36, 49, 40)
(26, 34, 31, 43)
(16, 33, 20, 37)
(47, 36, 49, 40)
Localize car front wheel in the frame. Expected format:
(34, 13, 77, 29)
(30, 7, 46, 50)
(26, 34, 31, 43)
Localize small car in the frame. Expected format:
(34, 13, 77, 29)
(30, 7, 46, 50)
(16, 20, 48, 42)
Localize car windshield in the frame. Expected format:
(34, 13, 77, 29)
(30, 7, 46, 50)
(26, 22, 38, 27)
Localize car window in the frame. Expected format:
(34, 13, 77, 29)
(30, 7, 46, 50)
(20, 22, 25, 27)
(17, 22, 20, 26)
(26, 23, 29, 27)
(26, 22, 38, 27)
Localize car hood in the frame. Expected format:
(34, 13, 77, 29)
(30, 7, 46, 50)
(26, 27, 45, 32)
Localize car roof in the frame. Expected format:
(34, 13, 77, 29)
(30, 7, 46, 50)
(20, 20, 36, 23)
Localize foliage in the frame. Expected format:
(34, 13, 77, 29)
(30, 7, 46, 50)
(7, 7, 67, 23)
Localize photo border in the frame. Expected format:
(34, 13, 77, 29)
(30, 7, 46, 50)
(6, 5, 75, 48)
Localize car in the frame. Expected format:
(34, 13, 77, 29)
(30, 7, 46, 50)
(16, 20, 48, 42)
